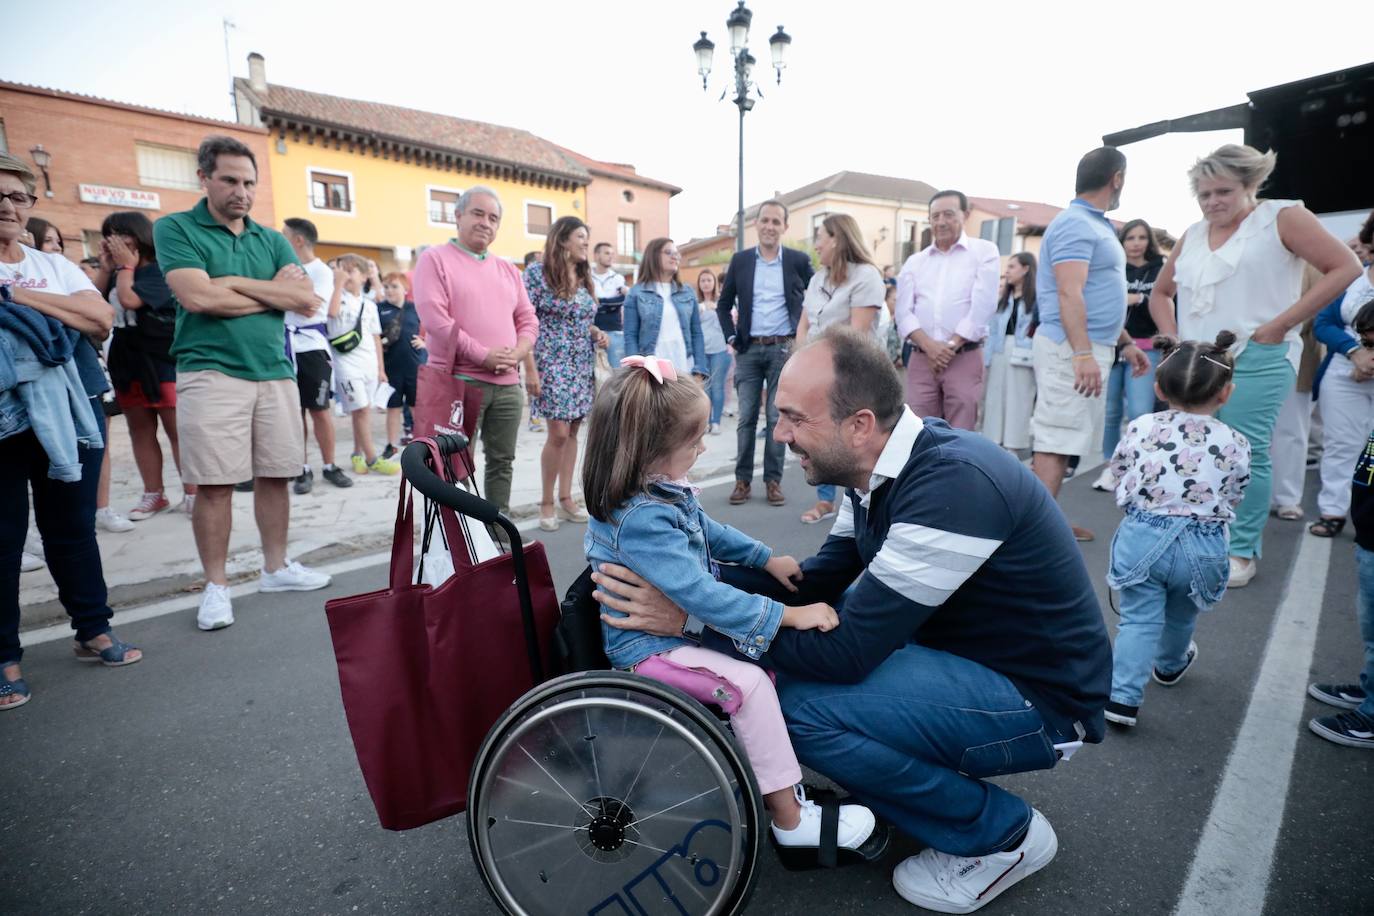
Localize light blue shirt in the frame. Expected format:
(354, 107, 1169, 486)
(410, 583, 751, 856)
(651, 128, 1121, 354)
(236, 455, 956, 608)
(751, 249, 790, 335)
(1035, 199, 1126, 346)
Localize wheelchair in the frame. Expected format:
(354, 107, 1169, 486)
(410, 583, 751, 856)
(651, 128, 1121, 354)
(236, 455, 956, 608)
(401, 436, 766, 916)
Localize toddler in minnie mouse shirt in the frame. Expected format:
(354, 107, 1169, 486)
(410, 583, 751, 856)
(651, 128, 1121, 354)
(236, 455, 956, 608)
(1102, 331, 1251, 728)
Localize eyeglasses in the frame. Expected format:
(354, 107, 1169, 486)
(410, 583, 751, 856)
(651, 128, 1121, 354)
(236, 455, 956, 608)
(0, 191, 38, 209)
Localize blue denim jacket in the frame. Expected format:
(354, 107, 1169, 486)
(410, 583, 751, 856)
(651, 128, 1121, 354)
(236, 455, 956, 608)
(1106, 508, 1229, 610)
(623, 283, 708, 373)
(587, 480, 783, 668)
(0, 327, 103, 481)
(984, 297, 1035, 365)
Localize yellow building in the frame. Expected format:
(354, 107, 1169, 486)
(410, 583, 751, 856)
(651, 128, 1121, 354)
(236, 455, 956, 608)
(233, 54, 589, 270)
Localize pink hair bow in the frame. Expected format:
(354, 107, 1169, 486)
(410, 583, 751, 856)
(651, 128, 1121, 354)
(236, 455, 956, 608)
(620, 355, 678, 383)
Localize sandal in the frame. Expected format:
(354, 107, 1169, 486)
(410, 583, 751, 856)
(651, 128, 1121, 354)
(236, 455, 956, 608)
(1308, 516, 1346, 538)
(800, 501, 836, 525)
(73, 633, 143, 667)
(1, 670, 30, 710)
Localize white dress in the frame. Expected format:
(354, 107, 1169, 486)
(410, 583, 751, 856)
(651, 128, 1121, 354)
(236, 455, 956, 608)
(652, 281, 691, 373)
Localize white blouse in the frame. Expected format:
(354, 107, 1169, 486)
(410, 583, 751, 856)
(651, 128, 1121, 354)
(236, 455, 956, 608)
(1174, 199, 1305, 373)
(802, 263, 886, 343)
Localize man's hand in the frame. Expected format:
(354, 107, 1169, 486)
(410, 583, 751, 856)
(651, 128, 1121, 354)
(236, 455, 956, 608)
(274, 263, 307, 283)
(1073, 356, 1103, 397)
(481, 346, 516, 373)
(593, 564, 686, 636)
(1122, 343, 1151, 378)
(764, 554, 802, 593)
(781, 602, 839, 632)
(1250, 321, 1287, 345)
(915, 332, 955, 372)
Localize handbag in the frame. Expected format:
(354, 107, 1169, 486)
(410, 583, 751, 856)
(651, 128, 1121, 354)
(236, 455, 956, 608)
(413, 363, 484, 482)
(1008, 339, 1035, 368)
(324, 448, 561, 831)
(328, 306, 364, 354)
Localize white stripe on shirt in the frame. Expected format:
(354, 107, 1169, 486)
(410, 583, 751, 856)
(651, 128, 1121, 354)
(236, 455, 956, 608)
(829, 497, 855, 539)
(868, 522, 1003, 606)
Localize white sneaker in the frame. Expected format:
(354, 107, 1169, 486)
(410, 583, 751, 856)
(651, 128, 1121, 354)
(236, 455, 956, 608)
(24, 529, 43, 555)
(197, 583, 234, 631)
(1090, 467, 1115, 492)
(893, 808, 1058, 913)
(20, 551, 44, 572)
(179, 494, 197, 515)
(1227, 556, 1257, 588)
(95, 507, 135, 533)
(771, 785, 876, 849)
(259, 560, 331, 592)
(1273, 504, 1303, 521)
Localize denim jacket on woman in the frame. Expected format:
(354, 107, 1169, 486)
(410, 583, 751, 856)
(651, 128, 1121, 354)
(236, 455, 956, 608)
(622, 282, 708, 372)
(587, 480, 783, 669)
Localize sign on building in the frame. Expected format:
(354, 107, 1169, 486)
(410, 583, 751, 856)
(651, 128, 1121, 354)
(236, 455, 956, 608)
(78, 184, 161, 210)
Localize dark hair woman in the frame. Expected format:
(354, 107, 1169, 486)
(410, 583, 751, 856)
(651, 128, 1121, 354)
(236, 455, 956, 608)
(696, 269, 732, 435)
(1092, 218, 1167, 490)
(1, 155, 140, 711)
(25, 216, 63, 254)
(983, 251, 1039, 451)
(99, 210, 197, 522)
(623, 237, 707, 379)
(523, 216, 607, 531)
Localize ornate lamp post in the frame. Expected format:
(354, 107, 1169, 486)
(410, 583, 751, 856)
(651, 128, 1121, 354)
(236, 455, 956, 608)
(694, 3, 792, 252)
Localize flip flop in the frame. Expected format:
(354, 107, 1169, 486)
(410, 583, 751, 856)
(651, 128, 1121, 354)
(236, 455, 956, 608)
(801, 503, 837, 525)
(1, 672, 31, 710)
(73, 633, 143, 667)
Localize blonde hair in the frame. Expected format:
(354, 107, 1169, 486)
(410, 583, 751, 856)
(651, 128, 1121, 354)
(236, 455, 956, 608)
(818, 213, 877, 287)
(1187, 144, 1277, 197)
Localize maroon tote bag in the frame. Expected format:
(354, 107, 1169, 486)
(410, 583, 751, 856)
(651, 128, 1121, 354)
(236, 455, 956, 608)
(324, 462, 560, 831)
(413, 363, 484, 482)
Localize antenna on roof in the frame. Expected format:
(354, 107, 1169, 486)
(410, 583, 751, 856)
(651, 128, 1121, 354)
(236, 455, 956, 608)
(222, 17, 237, 118)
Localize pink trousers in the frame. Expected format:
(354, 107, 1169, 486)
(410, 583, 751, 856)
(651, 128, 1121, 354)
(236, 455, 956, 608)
(905, 347, 985, 431)
(640, 645, 803, 795)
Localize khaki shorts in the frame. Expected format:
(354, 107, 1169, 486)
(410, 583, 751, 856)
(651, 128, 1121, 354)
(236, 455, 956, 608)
(1030, 335, 1115, 458)
(177, 370, 304, 485)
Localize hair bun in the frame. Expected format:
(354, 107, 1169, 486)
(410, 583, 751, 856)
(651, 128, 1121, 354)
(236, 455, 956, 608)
(1151, 334, 1178, 354)
(1213, 330, 1238, 350)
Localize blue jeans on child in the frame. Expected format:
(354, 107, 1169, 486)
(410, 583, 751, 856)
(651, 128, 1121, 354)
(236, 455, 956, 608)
(1354, 546, 1374, 721)
(705, 349, 732, 426)
(1107, 510, 1229, 707)
(1102, 348, 1162, 459)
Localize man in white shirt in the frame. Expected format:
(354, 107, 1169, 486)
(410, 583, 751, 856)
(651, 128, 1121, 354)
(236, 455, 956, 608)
(895, 190, 1001, 430)
(591, 241, 629, 367)
(282, 218, 351, 492)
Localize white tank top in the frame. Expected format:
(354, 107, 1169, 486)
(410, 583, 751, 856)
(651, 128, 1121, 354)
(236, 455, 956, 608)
(1174, 199, 1305, 373)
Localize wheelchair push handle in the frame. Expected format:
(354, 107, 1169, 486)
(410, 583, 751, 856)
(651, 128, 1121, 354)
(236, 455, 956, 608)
(401, 437, 500, 525)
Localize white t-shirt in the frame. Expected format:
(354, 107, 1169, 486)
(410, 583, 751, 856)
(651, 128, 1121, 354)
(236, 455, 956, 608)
(592, 267, 628, 301)
(652, 281, 690, 373)
(0, 244, 98, 298)
(286, 257, 332, 354)
(329, 290, 381, 380)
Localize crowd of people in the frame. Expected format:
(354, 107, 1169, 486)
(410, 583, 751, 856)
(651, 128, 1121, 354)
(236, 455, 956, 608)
(3, 129, 1373, 911)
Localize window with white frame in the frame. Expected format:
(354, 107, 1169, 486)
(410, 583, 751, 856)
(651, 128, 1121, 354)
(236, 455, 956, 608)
(525, 202, 553, 236)
(0, 119, 8, 155)
(428, 187, 462, 226)
(136, 143, 200, 191)
(310, 170, 352, 212)
(980, 217, 1016, 256)
(617, 219, 638, 257)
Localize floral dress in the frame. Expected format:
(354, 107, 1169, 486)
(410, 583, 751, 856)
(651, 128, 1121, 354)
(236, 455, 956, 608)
(525, 261, 597, 421)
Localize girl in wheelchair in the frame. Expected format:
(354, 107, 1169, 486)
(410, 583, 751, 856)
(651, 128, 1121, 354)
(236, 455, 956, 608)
(582, 355, 876, 856)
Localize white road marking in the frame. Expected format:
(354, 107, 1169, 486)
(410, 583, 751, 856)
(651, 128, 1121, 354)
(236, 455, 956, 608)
(19, 469, 750, 648)
(1173, 534, 1333, 916)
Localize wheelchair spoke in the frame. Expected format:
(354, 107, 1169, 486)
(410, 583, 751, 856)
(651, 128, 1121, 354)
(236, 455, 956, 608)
(585, 708, 606, 802)
(503, 816, 589, 831)
(618, 723, 664, 809)
(519, 743, 597, 814)
(625, 785, 720, 829)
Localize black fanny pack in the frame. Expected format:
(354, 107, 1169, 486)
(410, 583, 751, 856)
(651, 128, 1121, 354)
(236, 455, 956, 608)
(329, 308, 365, 354)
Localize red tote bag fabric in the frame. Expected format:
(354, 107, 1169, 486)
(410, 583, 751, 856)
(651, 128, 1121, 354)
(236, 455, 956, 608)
(413, 363, 484, 482)
(324, 469, 561, 831)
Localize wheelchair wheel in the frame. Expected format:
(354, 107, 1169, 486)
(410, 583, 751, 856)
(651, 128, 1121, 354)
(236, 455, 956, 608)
(467, 671, 764, 916)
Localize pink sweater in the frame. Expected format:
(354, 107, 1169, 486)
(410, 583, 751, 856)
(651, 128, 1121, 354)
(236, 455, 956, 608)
(412, 244, 539, 384)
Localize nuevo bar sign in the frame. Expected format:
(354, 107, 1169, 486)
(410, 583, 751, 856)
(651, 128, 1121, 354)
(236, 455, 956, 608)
(78, 184, 161, 210)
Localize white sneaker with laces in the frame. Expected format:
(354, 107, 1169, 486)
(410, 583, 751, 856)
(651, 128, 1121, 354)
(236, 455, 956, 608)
(259, 560, 331, 592)
(20, 551, 44, 572)
(1090, 467, 1115, 492)
(1227, 556, 1256, 588)
(95, 506, 135, 533)
(197, 583, 234, 631)
(771, 784, 876, 849)
(893, 808, 1058, 914)
(127, 491, 170, 521)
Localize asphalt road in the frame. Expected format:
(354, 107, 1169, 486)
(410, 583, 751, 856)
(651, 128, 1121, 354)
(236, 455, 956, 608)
(4, 466, 1372, 915)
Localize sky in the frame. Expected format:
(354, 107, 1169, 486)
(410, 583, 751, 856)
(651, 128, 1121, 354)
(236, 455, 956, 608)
(7, 1, 1372, 245)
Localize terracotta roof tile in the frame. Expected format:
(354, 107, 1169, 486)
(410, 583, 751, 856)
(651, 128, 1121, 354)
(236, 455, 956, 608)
(236, 79, 588, 183)
(549, 144, 681, 195)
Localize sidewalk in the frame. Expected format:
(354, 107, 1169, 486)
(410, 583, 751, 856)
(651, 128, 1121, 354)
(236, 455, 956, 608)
(19, 401, 756, 623)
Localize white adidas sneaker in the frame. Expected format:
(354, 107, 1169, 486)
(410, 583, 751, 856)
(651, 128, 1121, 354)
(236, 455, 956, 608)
(893, 808, 1058, 913)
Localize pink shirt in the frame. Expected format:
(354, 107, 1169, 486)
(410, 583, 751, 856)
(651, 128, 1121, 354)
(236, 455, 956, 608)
(412, 243, 538, 384)
(894, 233, 1001, 344)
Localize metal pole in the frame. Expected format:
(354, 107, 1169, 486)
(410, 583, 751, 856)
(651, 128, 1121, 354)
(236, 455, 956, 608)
(737, 101, 745, 254)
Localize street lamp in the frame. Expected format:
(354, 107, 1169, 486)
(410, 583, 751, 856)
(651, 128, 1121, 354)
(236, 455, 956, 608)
(29, 145, 53, 198)
(692, 2, 792, 252)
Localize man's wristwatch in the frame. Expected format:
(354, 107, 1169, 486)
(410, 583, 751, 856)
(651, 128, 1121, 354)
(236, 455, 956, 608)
(680, 614, 705, 643)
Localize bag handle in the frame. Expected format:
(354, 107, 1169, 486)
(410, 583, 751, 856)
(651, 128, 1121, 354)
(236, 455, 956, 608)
(389, 476, 416, 592)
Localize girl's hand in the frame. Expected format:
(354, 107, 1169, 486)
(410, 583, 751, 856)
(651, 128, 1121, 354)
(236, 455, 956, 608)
(592, 328, 608, 349)
(107, 236, 138, 270)
(411, 336, 426, 350)
(764, 554, 802, 593)
(782, 602, 839, 632)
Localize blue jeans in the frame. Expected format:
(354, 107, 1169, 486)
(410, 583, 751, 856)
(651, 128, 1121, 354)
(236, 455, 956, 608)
(1, 400, 113, 665)
(1354, 546, 1374, 721)
(705, 350, 732, 426)
(1102, 348, 1162, 459)
(734, 341, 790, 484)
(779, 642, 1059, 857)
(815, 483, 837, 503)
(1106, 510, 1229, 707)
(604, 330, 625, 371)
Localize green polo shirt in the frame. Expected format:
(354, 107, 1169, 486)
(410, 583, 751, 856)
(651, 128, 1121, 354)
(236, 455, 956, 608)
(154, 198, 299, 380)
